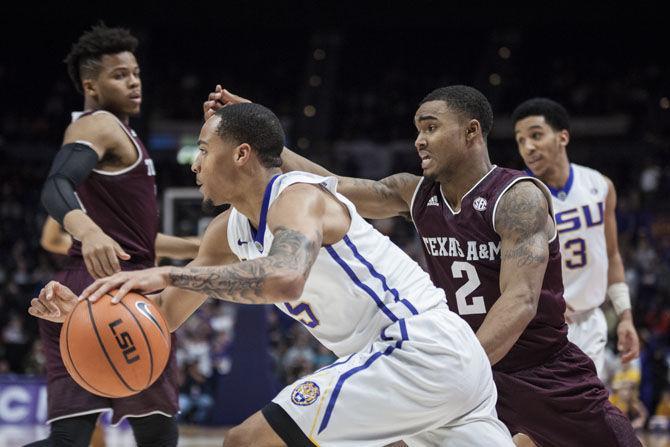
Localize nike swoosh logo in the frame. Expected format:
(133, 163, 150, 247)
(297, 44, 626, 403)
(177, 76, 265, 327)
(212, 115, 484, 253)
(238, 239, 248, 246)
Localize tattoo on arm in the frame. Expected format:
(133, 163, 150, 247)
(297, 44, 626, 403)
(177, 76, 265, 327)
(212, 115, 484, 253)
(496, 182, 549, 267)
(342, 173, 418, 203)
(168, 226, 321, 304)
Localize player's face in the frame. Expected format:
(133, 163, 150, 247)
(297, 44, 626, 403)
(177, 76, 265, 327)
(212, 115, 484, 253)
(192, 117, 237, 207)
(414, 100, 467, 179)
(87, 52, 142, 116)
(514, 116, 569, 178)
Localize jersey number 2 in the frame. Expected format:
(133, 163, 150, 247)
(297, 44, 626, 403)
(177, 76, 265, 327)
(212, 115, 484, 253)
(451, 261, 486, 315)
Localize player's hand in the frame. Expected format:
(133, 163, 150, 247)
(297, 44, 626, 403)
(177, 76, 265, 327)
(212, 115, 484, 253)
(28, 281, 78, 323)
(79, 266, 172, 304)
(202, 84, 252, 121)
(80, 229, 131, 279)
(617, 314, 640, 363)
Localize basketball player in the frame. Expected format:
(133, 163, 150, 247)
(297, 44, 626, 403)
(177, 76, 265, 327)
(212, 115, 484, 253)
(511, 98, 640, 379)
(33, 103, 515, 446)
(200, 86, 641, 446)
(32, 24, 197, 447)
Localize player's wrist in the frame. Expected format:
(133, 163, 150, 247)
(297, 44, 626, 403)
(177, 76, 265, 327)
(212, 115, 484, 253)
(608, 282, 631, 316)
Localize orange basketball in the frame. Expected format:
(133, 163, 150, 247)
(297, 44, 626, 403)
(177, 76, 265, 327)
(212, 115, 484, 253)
(59, 291, 171, 398)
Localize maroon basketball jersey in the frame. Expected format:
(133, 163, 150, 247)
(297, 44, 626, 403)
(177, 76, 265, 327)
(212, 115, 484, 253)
(411, 166, 568, 372)
(68, 110, 158, 264)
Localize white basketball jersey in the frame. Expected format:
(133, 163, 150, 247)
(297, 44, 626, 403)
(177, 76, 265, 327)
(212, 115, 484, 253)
(227, 172, 447, 357)
(549, 164, 609, 311)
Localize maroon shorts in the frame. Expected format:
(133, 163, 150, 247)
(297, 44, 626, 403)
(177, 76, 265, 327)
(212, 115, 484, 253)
(494, 342, 640, 447)
(39, 261, 179, 424)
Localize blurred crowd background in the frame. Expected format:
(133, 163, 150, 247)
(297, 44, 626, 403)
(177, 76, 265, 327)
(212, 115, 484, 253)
(1, 3, 669, 435)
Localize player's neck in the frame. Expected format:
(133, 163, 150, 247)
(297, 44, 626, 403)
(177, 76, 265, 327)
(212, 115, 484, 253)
(540, 156, 570, 190)
(231, 168, 282, 229)
(83, 97, 130, 125)
(437, 155, 493, 211)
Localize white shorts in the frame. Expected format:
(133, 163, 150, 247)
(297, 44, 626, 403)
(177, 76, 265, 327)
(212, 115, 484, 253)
(271, 308, 513, 446)
(567, 307, 607, 379)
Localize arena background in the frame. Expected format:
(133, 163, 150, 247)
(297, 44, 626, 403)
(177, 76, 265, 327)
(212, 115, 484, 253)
(1, 3, 669, 445)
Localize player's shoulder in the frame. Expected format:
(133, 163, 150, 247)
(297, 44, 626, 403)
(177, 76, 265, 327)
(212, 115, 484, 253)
(494, 180, 548, 236)
(571, 163, 611, 192)
(63, 110, 124, 145)
(572, 163, 606, 181)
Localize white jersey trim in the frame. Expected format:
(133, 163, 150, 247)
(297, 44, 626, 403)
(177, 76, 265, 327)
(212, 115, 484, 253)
(87, 110, 144, 176)
(46, 408, 110, 425)
(409, 176, 425, 222)
(492, 177, 558, 242)
(439, 165, 498, 215)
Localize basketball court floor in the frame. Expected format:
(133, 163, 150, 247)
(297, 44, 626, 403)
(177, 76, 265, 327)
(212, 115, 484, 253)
(0, 424, 229, 446)
(3, 425, 669, 446)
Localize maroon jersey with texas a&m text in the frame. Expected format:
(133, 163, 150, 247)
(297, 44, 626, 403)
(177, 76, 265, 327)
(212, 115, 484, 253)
(68, 110, 158, 264)
(411, 166, 568, 372)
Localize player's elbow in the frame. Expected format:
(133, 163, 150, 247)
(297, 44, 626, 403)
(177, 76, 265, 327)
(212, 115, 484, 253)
(514, 288, 540, 324)
(272, 271, 307, 302)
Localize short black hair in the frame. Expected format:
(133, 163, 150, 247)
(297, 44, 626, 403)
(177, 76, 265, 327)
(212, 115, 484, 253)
(420, 85, 494, 137)
(511, 98, 571, 132)
(64, 23, 138, 94)
(215, 103, 284, 168)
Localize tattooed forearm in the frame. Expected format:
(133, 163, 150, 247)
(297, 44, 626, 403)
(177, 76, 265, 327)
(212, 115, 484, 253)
(168, 226, 322, 304)
(338, 173, 418, 218)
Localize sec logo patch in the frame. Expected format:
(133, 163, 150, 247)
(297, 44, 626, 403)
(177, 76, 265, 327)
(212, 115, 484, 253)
(291, 381, 321, 406)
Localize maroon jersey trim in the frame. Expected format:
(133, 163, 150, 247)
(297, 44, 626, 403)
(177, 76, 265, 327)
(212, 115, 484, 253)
(490, 176, 558, 243)
(86, 110, 144, 176)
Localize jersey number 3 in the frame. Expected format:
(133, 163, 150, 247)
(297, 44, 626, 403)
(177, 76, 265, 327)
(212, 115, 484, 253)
(451, 261, 486, 315)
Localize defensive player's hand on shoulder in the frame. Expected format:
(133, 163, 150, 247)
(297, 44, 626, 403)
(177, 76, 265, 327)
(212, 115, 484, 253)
(80, 229, 131, 279)
(28, 281, 78, 323)
(203, 84, 251, 121)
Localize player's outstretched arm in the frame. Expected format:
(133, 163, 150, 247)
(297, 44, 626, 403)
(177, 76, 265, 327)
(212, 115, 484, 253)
(603, 177, 639, 362)
(478, 181, 551, 365)
(80, 187, 325, 307)
(154, 233, 201, 260)
(202, 84, 420, 219)
(165, 184, 324, 304)
(284, 148, 420, 219)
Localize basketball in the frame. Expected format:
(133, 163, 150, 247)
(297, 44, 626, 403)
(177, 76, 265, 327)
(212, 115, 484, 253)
(59, 291, 171, 398)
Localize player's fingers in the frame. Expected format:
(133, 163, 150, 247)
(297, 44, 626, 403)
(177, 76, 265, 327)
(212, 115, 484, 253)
(39, 295, 61, 316)
(105, 247, 121, 275)
(87, 253, 105, 279)
(30, 298, 49, 315)
(112, 282, 134, 304)
(80, 278, 109, 301)
(114, 243, 131, 261)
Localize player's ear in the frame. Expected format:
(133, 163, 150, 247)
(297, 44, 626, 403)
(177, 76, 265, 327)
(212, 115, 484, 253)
(82, 79, 97, 98)
(233, 143, 252, 166)
(558, 129, 570, 147)
(466, 119, 480, 142)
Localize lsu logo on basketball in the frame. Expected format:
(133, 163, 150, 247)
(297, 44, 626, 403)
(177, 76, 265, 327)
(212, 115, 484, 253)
(291, 381, 320, 406)
(108, 319, 140, 364)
